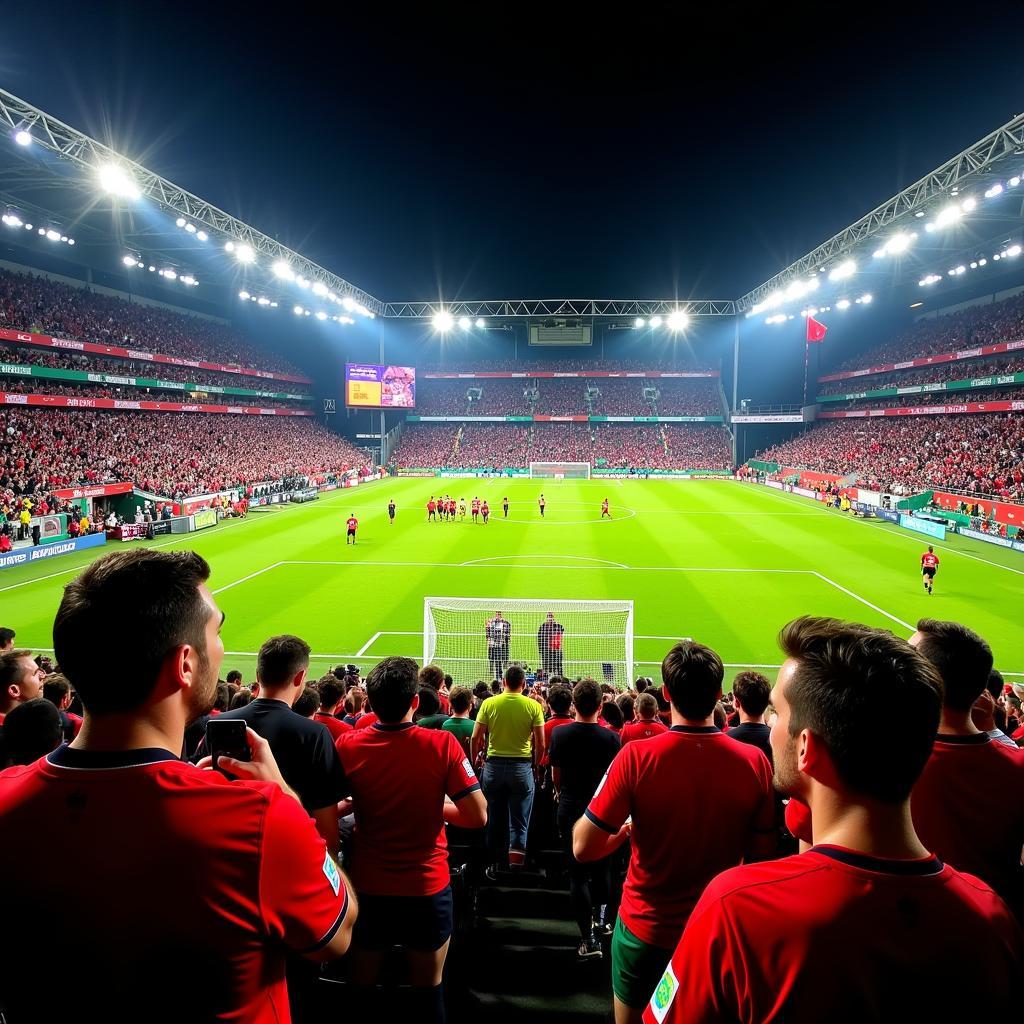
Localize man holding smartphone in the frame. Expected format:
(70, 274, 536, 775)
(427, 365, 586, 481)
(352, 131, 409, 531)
(0, 549, 357, 1024)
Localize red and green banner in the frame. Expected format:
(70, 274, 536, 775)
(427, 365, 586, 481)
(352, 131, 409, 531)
(0, 327, 312, 384)
(818, 338, 1024, 383)
(1, 391, 314, 415)
(820, 400, 1024, 418)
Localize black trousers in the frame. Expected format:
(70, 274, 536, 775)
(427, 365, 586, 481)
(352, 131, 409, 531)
(557, 799, 610, 939)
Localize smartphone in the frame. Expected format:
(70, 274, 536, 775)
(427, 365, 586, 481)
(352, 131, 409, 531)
(207, 719, 251, 774)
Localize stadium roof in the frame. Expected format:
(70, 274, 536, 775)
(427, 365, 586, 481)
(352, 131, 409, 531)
(2, 88, 1023, 324)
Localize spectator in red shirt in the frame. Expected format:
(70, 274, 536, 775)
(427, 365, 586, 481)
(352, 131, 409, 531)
(314, 678, 354, 741)
(335, 656, 486, 1024)
(574, 640, 776, 1024)
(41, 672, 83, 741)
(643, 616, 1021, 1024)
(619, 693, 668, 746)
(0, 549, 357, 1024)
(542, 683, 575, 764)
(909, 618, 1024, 920)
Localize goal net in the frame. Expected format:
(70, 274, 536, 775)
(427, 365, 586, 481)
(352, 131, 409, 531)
(424, 597, 633, 687)
(529, 461, 591, 479)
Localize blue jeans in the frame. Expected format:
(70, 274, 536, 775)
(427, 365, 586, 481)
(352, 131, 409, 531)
(482, 757, 535, 861)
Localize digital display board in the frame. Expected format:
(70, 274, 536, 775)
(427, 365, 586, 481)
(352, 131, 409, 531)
(345, 363, 416, 408)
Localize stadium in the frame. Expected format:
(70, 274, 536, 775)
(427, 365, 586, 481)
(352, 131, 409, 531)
(0, 10, 1021, 1024)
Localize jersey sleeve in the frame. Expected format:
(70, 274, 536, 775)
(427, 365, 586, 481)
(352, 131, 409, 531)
(443, 732, 480, 801)
(643, 891, 744, 1024)
(530, 700, 545, 728)
(259, 788, 350, 953)
(584, 747, 632, 834)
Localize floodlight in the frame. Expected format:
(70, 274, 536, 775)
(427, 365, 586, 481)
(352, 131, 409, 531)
(432, 310, 455, 332)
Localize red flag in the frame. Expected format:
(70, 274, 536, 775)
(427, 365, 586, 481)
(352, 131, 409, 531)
(806, 316, 828, 343)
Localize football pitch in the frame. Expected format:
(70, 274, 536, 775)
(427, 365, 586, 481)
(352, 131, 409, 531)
(4, 479, 1022, 686)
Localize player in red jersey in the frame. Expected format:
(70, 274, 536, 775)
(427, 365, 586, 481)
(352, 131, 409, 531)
(601, 497, 611, 519)
(448, 498, 456, 520)
(909, 618, 1024, 920)
(334, 657, 485, 1024)
(346, 514, 358, 545)
(426, 497, 437, 522)
(481, 500, 490, 523)
(471, 497, 480, 522)
(920, 545, 940, 594)
(574, 640, 775, 1022)
(0, 550, 357, 1024)
(643, 616, 1022, 1024)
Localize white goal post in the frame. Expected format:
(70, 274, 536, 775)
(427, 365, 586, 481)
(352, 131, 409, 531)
(423, 596, 634, 687)
(529, 461, 591, 479)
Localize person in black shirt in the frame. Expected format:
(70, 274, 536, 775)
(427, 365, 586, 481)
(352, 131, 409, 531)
(726, 670, 773, 764)
(197, 634, 347, 854)
(537, 612, 565, 677)
(549, 678, 621, 960)
(485, 611, 511, 680)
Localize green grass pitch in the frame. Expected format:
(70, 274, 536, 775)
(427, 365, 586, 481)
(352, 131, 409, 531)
(4, 479, 1021, 687)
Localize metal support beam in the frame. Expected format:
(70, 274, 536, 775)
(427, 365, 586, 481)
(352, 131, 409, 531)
(381, 298, 736, 319)
(0, 88, 385, 316)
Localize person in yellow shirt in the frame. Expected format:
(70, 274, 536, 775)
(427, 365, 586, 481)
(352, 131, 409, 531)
(19, 507, 31, 541)
(79, 516, 90, 535)
(471, 665, 546, 877)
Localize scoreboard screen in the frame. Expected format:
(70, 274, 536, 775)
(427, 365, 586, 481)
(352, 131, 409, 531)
(345, 363, 416, 408)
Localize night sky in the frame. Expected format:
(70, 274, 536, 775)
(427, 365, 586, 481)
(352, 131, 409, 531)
(2, 4, 1021, 304)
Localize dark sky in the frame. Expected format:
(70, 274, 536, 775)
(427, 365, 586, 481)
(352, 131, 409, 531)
(2, 3, 1020, 303)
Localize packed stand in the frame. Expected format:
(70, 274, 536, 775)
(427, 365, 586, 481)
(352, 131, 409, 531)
(0, 267, 305, 376)
(392, 424, 458, 466)
(421, 356, 718, 373)
(0, 550, 1020, 1024)
(823, 385, 1024, 412)
(759, 413, 1024, 498)
(0, 342, 313, 396)
(451, 424, 531, 466)
(818, 355, 1024, 396)
(1, 408, 371, 503)
(0, 379, 305, 408)
(832, 291, 1024, 373)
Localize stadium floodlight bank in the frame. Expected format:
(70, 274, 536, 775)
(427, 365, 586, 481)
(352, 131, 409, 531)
(529, 462, 591, 479)
(424, 597, 634, 686)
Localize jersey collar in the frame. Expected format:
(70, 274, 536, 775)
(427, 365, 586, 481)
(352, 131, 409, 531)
(669, 725, 721, 734)
(812, 845, 945, 877)
(48, 744, 181, 769)
(934, 732, 990, 745)
(373, 722, 416, 732)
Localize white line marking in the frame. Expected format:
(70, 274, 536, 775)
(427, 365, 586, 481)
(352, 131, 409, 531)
(747, 482, 1024, 576)
(279, 560, 811, 574)
(211, 562, 282, 595)
(460, 554, 629, 568)
(812, 571, 914, 631)
(355, 631, 383, 656)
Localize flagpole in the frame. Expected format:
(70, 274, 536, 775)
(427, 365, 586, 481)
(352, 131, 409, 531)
(802, 339, 810, 405)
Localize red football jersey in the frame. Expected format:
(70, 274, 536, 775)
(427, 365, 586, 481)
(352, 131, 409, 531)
(586, 726, 775, 947)
(346, 517, 358, 530)
(0, 747, 349, 1023)
(620, 719, 669, 746)
(911, 733, 1024, 915)
(643, 847, 1023, 1024)
(314, 712, 353, 742)
(353, 712, 378, 730)
(334, 722, 480, 896)
(427, 501, 436, 511)
(921, 551, 940, 568)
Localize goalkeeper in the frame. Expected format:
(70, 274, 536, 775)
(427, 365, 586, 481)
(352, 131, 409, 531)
(537, 611, 565, 677)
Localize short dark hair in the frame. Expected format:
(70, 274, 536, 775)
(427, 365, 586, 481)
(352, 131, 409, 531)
(42, 673, 71, 708)
(780, 616, 942, 803)
(257, 635, 311, 688)
(53, 550, 212, 715)
(419, 664, 445, 691)
(0, 651, 36, 692)
(661, 641, 724, 719)
(2, 699, 62, 765)
(293, 686, 320, 718)
(229, 690, 253, 710)
(572, 678, 601, 717)
(636, 692, 658, 719)
(226, 670, 242, 685)
(415, 685, 441, 718)
(913, 619, 993, 712)
(616, 694, 635, 722)
(505, 665, 526, 690)
(473, 681, 490, 699)
(548, 685, 572, 716)
(443, 674, 454, 690)
(449, 685, 473, 714)
(600, 701, 623, 729)
(732, 671, 772, 716)
(0, 627, 14, 647)
(319, 678, 346, 709)
(366, 656, 419, 724)
(986, 669, 1004, 701)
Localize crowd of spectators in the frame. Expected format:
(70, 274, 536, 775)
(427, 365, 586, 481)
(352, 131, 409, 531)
(0, 554, 1019, 1023)
(454, 425, 531, 466)
(421, 356, 718, 373)
(0, 379, 307, 408)
(0, 267, 305, 376)
(414, 378, 720, 417)
(0, 342, 313, 395)
(818, 355, 1024, 396)
(759, 413, 1024, 499)
(1, 408, 370, 504)
(824, 385, 1024, 412)
(832, 292, 1024, 373)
